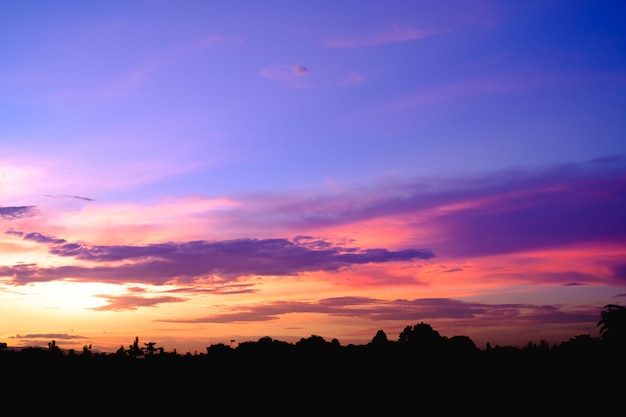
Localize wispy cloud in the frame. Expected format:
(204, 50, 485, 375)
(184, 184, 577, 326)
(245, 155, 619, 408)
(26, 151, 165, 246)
(90, 293, 187, 311)
(44, 194, 95, 202)
(11, 333, 86, 340)
(376, 72, 626, 114)
(159, 296, 600, 327)
(38, 32, 230, 103)
(323, 25, 443, 48)
(0, 151, 214, 208)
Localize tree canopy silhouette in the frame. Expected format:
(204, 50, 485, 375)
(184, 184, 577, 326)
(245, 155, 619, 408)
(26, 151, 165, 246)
(397, 321, 445, 351)
(597, 303, 626, 348)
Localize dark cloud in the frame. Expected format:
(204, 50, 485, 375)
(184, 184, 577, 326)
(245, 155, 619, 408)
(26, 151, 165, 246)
(0, 235, 434, 285)
(0, 206, 36, 219)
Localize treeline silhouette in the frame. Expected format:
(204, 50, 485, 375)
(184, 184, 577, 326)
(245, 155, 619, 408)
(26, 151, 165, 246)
(2, 304, 624, 413)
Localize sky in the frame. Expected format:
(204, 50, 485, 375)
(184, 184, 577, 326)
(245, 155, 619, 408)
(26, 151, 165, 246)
(1, 0, 625, 354)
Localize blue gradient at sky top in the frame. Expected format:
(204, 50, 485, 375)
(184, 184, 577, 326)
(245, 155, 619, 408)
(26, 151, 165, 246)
(2, 0, 625, 204)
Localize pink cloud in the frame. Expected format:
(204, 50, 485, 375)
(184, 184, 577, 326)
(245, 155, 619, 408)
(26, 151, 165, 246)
(90, 293, 187, 311)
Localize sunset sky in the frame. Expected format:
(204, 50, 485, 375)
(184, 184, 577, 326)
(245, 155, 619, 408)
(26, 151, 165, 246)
(1, 0, 625, 354)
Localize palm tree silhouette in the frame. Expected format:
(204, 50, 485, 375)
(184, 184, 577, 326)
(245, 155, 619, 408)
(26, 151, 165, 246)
(597, 303, 626, 347)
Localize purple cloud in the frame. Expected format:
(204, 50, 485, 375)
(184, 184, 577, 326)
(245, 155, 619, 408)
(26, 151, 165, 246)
(5, 230, 24, 237)
(0, 206, 36, 219)
(427, 173, 626, 258)
(1, 236, 435, 285)
(23, 232, 67, 245)
(251, 156, 626, 259)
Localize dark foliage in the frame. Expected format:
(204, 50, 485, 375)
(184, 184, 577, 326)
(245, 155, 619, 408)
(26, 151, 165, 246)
(597, 303, 626, 348)
(2, 304, 624, 413)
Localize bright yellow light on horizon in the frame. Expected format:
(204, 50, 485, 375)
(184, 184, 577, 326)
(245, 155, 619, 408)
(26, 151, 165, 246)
(11, 281, 121, 312)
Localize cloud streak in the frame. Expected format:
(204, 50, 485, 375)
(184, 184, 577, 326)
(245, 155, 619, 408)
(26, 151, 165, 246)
(11, 333, 86, 340)
(90, 294, 187, 311)
(159, 296, 600, 327)
(44, 194, 95, 202)
(323, 26, 443, 48)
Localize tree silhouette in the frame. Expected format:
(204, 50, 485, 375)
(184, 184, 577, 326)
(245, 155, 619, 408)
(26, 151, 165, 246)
(597, 303, 626, 347)
(558, 334, 600, 355)
(115, 345, 126, 356)
(371, 329, 389, 346)
(397, 322, 445, 352)
(48, 340, 61, 353)
(296, 334, 331, 352)
(446, 335, 479, 354)
(83, 344, 92, 357)
(128, 336, 143, 358)
(144, 341, 158, 356)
